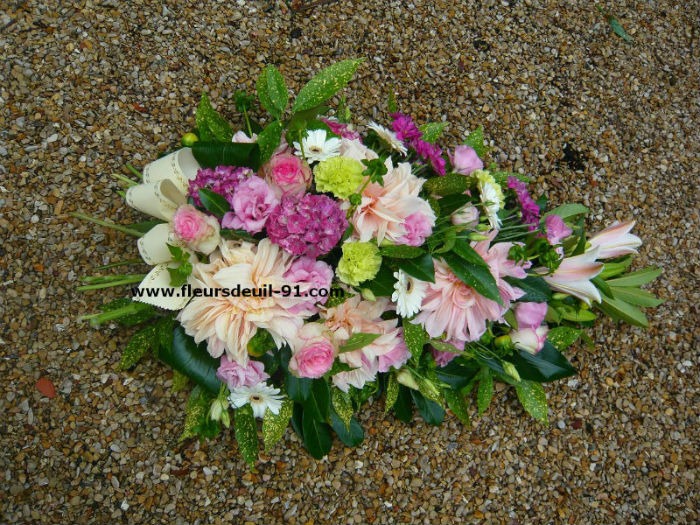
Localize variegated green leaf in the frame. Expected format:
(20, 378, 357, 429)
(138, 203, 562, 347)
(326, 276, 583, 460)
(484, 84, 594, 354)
(331, 388, 353, 429)
(263, 398, 293, 452)
(402, 318, 427, 363)
(171, 370, 189, 392)
(384, 372, 399, 413)
(292, 58, 364, 112)
(419, 122, 447, 143)
(444, 389, 470, 426)
(179, 386, 214, 442)
(546, 326, 582, 352)
(515, 380, 548, 426)
(118, 324, 156, 370)
(234, 404, 259, 468)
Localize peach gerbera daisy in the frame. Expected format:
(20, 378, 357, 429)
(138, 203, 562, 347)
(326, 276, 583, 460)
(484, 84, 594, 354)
(177, 239, 312, 365)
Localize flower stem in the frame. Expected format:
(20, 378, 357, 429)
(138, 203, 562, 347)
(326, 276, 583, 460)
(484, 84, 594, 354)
(79, 301, 143, 326)
(111, 173, 138, 187)
(243, 108, 253, 138)
(125, 163, 142, 179)
(82, 274, 146, 284)
(77, 275, 145, 291)
(95, 259, 143, 270)
(70, 212, 144, 237)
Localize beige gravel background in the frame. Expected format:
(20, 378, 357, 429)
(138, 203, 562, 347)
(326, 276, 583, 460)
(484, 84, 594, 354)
(1, 0, 699, 523)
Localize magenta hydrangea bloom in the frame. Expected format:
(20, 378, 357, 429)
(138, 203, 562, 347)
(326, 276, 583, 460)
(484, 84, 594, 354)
(267, 194, 348, 258)
(389, 112, 423, 142)
(188, 166, 252, 207)
(507, 176, 540, 230)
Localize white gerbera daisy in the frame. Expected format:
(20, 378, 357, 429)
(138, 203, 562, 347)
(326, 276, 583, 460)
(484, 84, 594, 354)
(367, 121, 407, 155)
(391, 269, 427, 317)
(293, 129, 341, 163)
(228, 383, 283, 419)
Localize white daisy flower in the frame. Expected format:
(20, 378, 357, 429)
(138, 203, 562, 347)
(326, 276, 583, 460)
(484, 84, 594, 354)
(392, 269, 427, 318)
(367, 121, 407, 155)
(228, 383, 283, 419)
(293, 129, 341, 163)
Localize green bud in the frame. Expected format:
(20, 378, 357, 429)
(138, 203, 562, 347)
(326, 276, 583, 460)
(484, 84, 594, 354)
(220, 409, 231, 429)
(181, 132, 199, 147)
(494, 334, 514, 351)
(479, 331, 493, 345)
(502, 361, 521, 382)
(468, 233, 490, 241)
(476, 223, 491, 232)
(552, 292, 569, 301)
(396, 369, 420, 391)
(361, 288, 376, 301)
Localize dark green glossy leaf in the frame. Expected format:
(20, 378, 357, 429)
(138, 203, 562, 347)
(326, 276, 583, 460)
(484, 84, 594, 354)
(505, 275, 552, 302)
(443, 251, 502, 305)
(364, 263, 396, 297)
(330, 410, 364, 447)
(302, 378, 330, 421)
(397, 254, 435, 283)
(157, 326, 222, 394)
(199, 187, 231, 218)
(452, 238, 489, 269)
(434, 360, 480, 390)
(380, 245, 425, 259)
(410, 389, 444, 426)
(507, 342, 577, 382)
(302, 409, 333, 459)
(192, 141, 260, 170)
(393, 385, 413, 423)
(436, 194, 470, 217)
(286, 373, 313, 402)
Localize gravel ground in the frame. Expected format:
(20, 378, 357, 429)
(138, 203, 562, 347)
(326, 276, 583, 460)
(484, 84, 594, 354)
(1, 0, 699, 523)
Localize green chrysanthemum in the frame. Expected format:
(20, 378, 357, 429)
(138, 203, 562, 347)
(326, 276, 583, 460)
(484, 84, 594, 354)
(314, 156, 365, 199)
(337, 241, 382, 286)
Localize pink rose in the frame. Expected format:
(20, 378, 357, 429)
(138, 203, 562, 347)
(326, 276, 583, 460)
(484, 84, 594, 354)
(290, 323, 335, 378)
(397, 212, 432, 246)
(450, 145, 483, 175)
(172, 204, 220, 254)
(513, 302, 548, 330)
(262, 152, 312, 197)
(376, 340, 411, 373)
(221, 176, 279, 234)
(216, 356, 269, 389)
(284, 257, 334, 313)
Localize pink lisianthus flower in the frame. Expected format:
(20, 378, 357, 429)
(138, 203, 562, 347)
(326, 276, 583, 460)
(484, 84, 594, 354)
(232, 130, 258, 143)
(376, 338, 411, 373)
(509, 301, 549, 354)
(431, 340, 463, 367)
(289, 323, 335, 379)
(221, 176, 279, 234)
(216, 355, 269, 389)
(261, 152, 312, 198)
(588, 220, 642, 259)
(511, 325, 549, 354)
(450, 145, 483, 175)
(545, 215, 573, 246)
(171, 204, 220, 254)
(513, 301, 548, 329)
(397, 212, 433, 246)
(284, 257, 334, 314)
(451, 204, 480, 227)
(414, 238, 530, 347)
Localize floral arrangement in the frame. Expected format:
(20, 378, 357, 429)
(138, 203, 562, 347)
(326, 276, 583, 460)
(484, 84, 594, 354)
(75, 59, 662, 465)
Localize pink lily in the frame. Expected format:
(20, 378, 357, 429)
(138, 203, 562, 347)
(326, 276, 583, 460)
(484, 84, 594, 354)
(588, 220, 642, 259)
(539, 247, 604, 305)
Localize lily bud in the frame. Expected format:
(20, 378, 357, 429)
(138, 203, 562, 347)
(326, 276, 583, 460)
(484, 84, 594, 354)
(396, 369, 420, 391)
(468, 232, 490, 241)
(502, 361, 521, 382)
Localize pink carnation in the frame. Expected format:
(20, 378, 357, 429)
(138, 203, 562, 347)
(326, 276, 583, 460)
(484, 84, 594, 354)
(397, 212, 432, 246)
(216, 355, 269, 389)
(284, 257, 334, 313)
(262, 152, 312, 197)
(221, 176, 279, 234)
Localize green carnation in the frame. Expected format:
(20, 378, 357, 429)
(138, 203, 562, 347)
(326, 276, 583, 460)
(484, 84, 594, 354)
(337, 241, 382, 286)
(314, 157, 365, 199)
